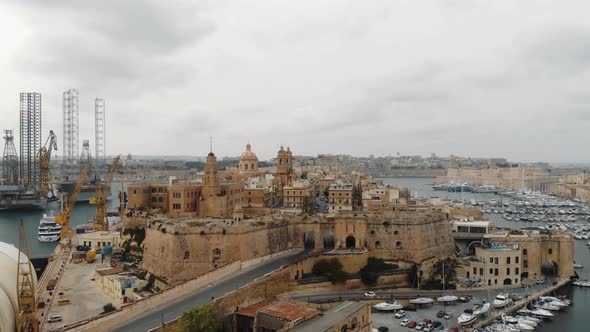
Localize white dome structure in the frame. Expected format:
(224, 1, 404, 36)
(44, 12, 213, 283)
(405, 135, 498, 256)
(0, 241, 38, 332)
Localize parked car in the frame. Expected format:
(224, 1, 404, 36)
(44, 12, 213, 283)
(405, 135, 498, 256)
(402, 305, 417, 312)
(443, 313, 453, 320)
(450, 327, 459, 332)
(415, 322, 426, 330)
(407, 320, 417, 328)
(432, 321, 442, 328)
(511, 294, 523, 301)
(536, 278, 546, 284)
(47, 315, 62, 323)
(377, 327, 389, 332)
(423, 319, 432, 325)
(436, 310, 445, 318)
(400, 319, 410, 327)
(364, 291, 376, 298)
(424, 323, 435, 332)
(395, 310, 406, 319)
(76, 245, 91, 252)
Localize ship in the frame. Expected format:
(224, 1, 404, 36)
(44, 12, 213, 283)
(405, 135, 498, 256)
(38, 213, 62, 242)
(0, 185, 48, 210)
(57, 179, 110, 203)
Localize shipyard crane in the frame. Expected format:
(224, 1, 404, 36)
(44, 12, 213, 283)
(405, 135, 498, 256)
(55, 163, 89, 245)
(39, 130, 58, 198)
(17, 219, 39, 332)
(91, 155, 120, 231)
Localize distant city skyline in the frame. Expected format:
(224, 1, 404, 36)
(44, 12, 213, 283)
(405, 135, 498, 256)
(1, 1, 590, 163)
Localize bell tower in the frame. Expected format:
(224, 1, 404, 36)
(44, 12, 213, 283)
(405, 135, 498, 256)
(276, 145, 293, 187)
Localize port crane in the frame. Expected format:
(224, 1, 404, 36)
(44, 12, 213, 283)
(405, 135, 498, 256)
(38, 130, 58, 198)
(91, 155, 120, 231)
(17, 219, 39, 332)
(55, 163, 89, 245)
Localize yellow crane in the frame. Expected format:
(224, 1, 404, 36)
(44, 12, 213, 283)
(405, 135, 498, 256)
(17, 219, 39, 332)
(91, 156, 120, 231)
(55, 163, 89, 245)
(38, 130, 58, 198)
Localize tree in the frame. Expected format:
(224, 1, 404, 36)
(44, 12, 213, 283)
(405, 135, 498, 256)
(312, 258, 347, 284)
(179, 304, 222, 332)
(302, 195, 315, 215)
(103, 303, 116, 313)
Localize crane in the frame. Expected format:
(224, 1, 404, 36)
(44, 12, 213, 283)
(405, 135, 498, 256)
(55, 163, 89, 245)
(39, 130, 58, 198)
(91, 156, 120, 231)
(17, 219, 39, 332)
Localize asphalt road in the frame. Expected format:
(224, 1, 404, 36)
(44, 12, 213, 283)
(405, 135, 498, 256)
(110, 251, 303, 332)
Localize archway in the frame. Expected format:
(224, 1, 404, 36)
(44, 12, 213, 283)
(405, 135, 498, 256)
(503, 278, 512, 286)
(345, 236, 356, 249)
(541, 260, 558, 277)
(304, 231, 315, 250)
(323, 230, 335, 250)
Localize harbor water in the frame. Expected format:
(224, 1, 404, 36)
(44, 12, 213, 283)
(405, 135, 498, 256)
(0, 183, 122, 258)
(382, 177, 589, 332)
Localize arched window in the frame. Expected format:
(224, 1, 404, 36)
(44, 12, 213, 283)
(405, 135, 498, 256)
(395, 241, 401, 248)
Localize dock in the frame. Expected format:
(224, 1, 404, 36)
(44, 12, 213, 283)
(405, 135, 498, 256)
(471, 279, 572, 330)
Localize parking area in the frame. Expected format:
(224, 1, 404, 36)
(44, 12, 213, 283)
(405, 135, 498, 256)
(44, 257, 115, 329)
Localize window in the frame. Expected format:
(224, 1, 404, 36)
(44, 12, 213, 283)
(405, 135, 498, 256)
(370, 230, 375, 235)
(524, 260, 528, 268)
(515, 268, 519, 275)
(494, 279, 498, 284)
(393, 230, 399, 235)
(507, 257, 511, 264)
(548, 248, 553, 255)
(479, 268, 483, 275)
(488, 280, 491, 286)
(515, 278, 519, 284)
(494, 257, 498, 264)
(494, 268, 499, 276)
(516, 257, 519, 264)
(489, 257, 493, 263)
(133, 190, 137, 194)
(395, 241, 401, 248)
(375, 241, 382, 249)
(523, 249, 528, 255)
(151, 197, 157, 202)
(473, 267, 477, 275)
(489, 268, 493, 274)
(184, 251, 190, 259)
(506, 268, 510, 275)
(158, 197, 163, 202)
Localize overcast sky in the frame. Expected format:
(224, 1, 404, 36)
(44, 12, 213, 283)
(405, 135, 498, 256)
(1, 1, 589, 162)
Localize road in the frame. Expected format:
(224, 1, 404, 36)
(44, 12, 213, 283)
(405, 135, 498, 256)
(109, 251, 303, 332)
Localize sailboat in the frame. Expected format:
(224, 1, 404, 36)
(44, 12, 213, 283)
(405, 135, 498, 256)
(436, 262, 459, 303)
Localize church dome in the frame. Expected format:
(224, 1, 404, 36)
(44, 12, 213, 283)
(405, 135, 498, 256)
(240, 144, 258, 161)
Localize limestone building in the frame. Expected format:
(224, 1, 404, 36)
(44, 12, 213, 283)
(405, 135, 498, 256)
(328, 183, 353, 212)
(239, 143, 258, 177)
(127, 150, 243, 218)
(276, 146, 294, 188)
(282, 180, 314, 208)
(468, 246, 522, 288)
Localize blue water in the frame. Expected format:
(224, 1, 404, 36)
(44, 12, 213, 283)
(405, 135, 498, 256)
(382, 177, 589, 332)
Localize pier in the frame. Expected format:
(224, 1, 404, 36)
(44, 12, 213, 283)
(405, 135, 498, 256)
(471, 279, 572, 330)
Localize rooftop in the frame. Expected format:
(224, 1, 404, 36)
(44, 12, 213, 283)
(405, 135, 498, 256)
(259, 301, 319, 322)
(290, 301, 366, 332)
(236, 301, 271, 318)
(330, 183, 353, 190)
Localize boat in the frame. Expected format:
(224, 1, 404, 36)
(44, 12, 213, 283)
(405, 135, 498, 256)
(492, 292, 513, 308)
(372, 300, 403, 311)
(503, 315, 534, 331)
(529, 308, 554, 318)
(0, 185, 48, 211)
(457, 309, 478, 326)
(474, 302, 491, 317)
(437, 295, 459, 303)
(574, 263, 583, 269)
(535, 300, 560, 311)
(38, 213, 62, 242)
(539, 296, 568, 307)
(472, 185, 498, 193)
(409, 297, 434, 305)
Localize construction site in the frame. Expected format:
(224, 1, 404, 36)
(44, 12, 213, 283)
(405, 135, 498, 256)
(0, 89, 126, 332)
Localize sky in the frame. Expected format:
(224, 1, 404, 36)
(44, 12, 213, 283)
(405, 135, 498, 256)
(1, 1, 589, 163)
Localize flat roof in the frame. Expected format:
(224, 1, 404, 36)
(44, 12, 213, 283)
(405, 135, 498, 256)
(290, 301, 366, 332)
(453, 221, 490, 227)
(259, 301, 318, 322)
(236, 301, 271, 318)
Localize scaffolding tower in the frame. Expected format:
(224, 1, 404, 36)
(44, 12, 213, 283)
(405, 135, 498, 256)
(63, 89, 79, 176)
(95, 98, 105, 164)
(2, 130, 19, 185)
(20, 92, 42, 188)
(17, 219, 39, 332)
(80, 139, 93, 175)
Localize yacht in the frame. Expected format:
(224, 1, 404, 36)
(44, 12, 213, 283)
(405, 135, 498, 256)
(539, 296, 569, 307)
(535, 300, 560, 311)
(38, 213, 62, 242)
(457, 309, 478, 326)
(409, 297, 434, 305)
(492, 292, 513, 308)
(474, 302, 491, 317)
(372, 300, 403, 311)
(437, 295, 459, 303)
